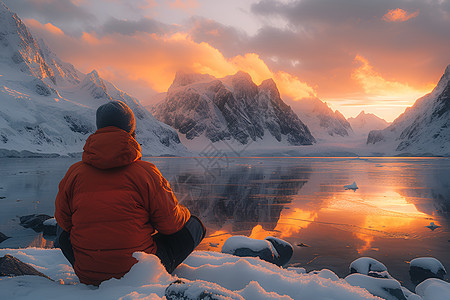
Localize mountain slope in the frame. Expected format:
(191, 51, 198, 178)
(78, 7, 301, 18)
(152, 71, 315, 147)
(348, 111, 390, 136)
(289, 98, 353, 140)
(0, 2, 185, 156)
(367, 65, 450, 156)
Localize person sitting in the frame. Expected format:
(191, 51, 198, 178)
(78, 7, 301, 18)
(55, 100, 205, 286)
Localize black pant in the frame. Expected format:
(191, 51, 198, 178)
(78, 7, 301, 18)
(57, 215, 206, 274)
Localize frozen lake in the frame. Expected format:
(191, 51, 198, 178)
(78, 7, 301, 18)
(0, 156, 449, 288)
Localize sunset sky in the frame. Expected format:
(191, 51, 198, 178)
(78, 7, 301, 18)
(5, 0, 450, 121)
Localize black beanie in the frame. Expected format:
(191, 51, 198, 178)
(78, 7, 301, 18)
(96, 100, 136, 134)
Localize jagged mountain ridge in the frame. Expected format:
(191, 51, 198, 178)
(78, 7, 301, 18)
(367, 65, 450, 155)
(152, 71, 316, 146)
(0, 2, 185, 156)
(348, 110, 390, 136)
(289, 98, 352, 140)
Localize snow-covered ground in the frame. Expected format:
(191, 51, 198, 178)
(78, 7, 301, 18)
(0, 248, 450, 300)
(1, 248, 448, 299)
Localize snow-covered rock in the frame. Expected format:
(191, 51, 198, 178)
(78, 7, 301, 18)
(264, 236, 294, 266)
(289, 97, 353, 140)
(416, 278, 450, 300)
(152, 71, 315, 148)
(0, 254, 49, 279)
(220, 236, 293, 267)
(165, 279, 244, 300)
(367, 65, 450, 156)
(221, 236, 280, 265)
(348, 111, 390, 136)
(345, 273, 408, 300)
(0, 2, 185, 156)
(350, 257, 388, 275)
(409, 257, 447, 285)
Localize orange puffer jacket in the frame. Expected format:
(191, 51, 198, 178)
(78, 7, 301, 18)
(55, 126, 190, 286)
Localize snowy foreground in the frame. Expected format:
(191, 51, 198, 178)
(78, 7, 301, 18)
(1, 248, 449, 300)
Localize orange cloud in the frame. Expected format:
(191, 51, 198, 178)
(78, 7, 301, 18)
(383, 8, 419, 22)
(352, 55, 432, 106)
(26, 18, 315, 106)
(24, 19, 64, 36)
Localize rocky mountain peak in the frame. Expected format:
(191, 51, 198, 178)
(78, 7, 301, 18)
(0, 2, 55, 84)
(154, 70, 315, 146)
(259, 78, 282, 105)
(229, 71, 258, 98)
(434, 64, 450, 92)
(170, 71, 214, 89)
(80, 70, 111, 99)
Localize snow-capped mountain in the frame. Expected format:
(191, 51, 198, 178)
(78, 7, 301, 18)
(367, 65, 450, 156)
(289, 98, 352, 140)
(0, 2, 185, 156)
(348, 111, 390, 136)
(152, 71, 315, 147)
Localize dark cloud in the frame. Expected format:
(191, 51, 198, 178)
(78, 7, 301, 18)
(244, 0, 450, 97)
(100, 17, 178, 36)
(3, 0, 95, 33)
(187, 17, 248, 57)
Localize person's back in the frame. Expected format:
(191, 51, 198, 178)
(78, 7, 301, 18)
(55, 101, 205, 286)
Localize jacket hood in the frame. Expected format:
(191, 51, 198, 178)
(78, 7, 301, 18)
(82, 126, 142, 169)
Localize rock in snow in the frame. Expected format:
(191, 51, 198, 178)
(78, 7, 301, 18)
(409, 257, 447, 285)
(345, 273, 407, 300)
(165, 279, 244, 300)
(264, 236, 294, 266)
(0, 254, 49, 279)
(221, 236, 279, 265)
(350, 257, 388, 275)
(221, 236, 294, 266)
(415, 278, 450, 300)
(0, 232, 10, 244)
(0, 2, 185, 156)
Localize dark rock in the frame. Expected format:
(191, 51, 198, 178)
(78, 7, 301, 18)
(409, 257, 447, 285)
(42, 219, 57, 236)
(232, 246, 277, 265)
(265, 236, 293, 266)
(19, 214, 52, 232)
(0, 255, 50, 279)
(367, 270, 392, 279)
(165, 279, 243, 300)
(0, 231, 10, 244)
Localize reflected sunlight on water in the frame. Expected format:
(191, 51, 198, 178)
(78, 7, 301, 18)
(0, 157, 448, 289)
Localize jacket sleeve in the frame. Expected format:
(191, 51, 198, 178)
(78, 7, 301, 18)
(146, 165, 191, 235)
(55, 164, 77, 232)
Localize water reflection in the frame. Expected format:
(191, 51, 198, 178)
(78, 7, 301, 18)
(161, 157, 449, 288)
(0, 157, 448, 289)
(171, 162, 312, 239)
